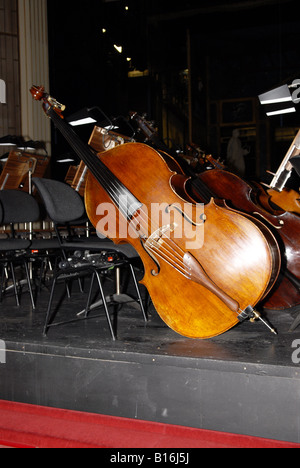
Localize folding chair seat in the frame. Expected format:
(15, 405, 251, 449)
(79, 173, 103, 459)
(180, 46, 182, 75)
(32, 178, 147, 339)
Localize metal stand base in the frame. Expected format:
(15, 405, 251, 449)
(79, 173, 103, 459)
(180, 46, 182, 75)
(77, 264, 148, 323)
(77, 293, 144, 314)
(43, 263, 147, 341)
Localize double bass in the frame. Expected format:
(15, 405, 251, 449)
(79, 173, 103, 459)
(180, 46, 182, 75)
(31, 86, 280, 338)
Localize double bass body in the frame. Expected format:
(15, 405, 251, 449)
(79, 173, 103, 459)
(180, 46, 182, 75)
(85, 143, 281, 338)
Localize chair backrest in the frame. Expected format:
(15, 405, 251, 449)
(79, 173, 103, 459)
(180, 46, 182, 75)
(33, 178, 85, 224)
(0, 190, 40, 223)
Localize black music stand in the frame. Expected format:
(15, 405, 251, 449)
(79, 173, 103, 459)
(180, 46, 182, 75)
(0, 150, 50, 192)
(289, 312, 300, 332)
(290, 156, 300, 178)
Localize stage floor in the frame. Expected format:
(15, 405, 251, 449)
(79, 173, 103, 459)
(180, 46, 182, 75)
(0, 268, 300, 444)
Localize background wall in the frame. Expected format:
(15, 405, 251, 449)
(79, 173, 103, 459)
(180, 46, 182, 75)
(0, 0, 21, 142)
(1, 0, 300, 183)
(0, 0, 50, 154)
(18, 0, 51, 155)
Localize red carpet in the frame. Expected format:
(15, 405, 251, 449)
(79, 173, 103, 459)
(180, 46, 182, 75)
(0, 399, 298, 448)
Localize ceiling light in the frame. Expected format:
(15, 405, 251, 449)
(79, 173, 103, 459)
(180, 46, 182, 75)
(114, 44, 123, 54)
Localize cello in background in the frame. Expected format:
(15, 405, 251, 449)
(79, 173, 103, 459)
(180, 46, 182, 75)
(31, 85, 280, 338)
(131, 111, 300, 311)
(195, 162, 300, 311)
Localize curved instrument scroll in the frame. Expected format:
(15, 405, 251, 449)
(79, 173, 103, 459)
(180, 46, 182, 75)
(30, 86, 142, 221)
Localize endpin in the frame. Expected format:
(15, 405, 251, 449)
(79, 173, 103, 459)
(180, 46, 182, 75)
(238, 306, 277, 335)
(250, 310, 277, 335)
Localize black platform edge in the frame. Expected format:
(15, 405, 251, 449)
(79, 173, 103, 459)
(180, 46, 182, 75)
(2, 335, 300, 379)
(1, 278, 300, 444)
(1, 321, 300, 445)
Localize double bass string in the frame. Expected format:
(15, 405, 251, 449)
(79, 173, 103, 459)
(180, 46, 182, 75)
(191, 177, 218, 203)
(49, 109, 138, 216)
(49, 107, 194, 278)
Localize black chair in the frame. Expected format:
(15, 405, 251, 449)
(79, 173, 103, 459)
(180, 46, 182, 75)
(32, 178, 147, 339)
(0, 190, 40, 308)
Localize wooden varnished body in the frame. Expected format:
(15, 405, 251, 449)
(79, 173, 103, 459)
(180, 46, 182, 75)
(197, 169, 300, 310)
(85, 143, 280, 339)
(257, 186, 300, 216)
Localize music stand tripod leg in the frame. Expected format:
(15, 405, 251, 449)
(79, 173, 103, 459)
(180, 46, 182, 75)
(289, 309, 300, 332)
(77, 265, 146, 320)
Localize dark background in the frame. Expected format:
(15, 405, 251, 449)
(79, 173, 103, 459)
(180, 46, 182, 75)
(47, 0, 300, 181)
